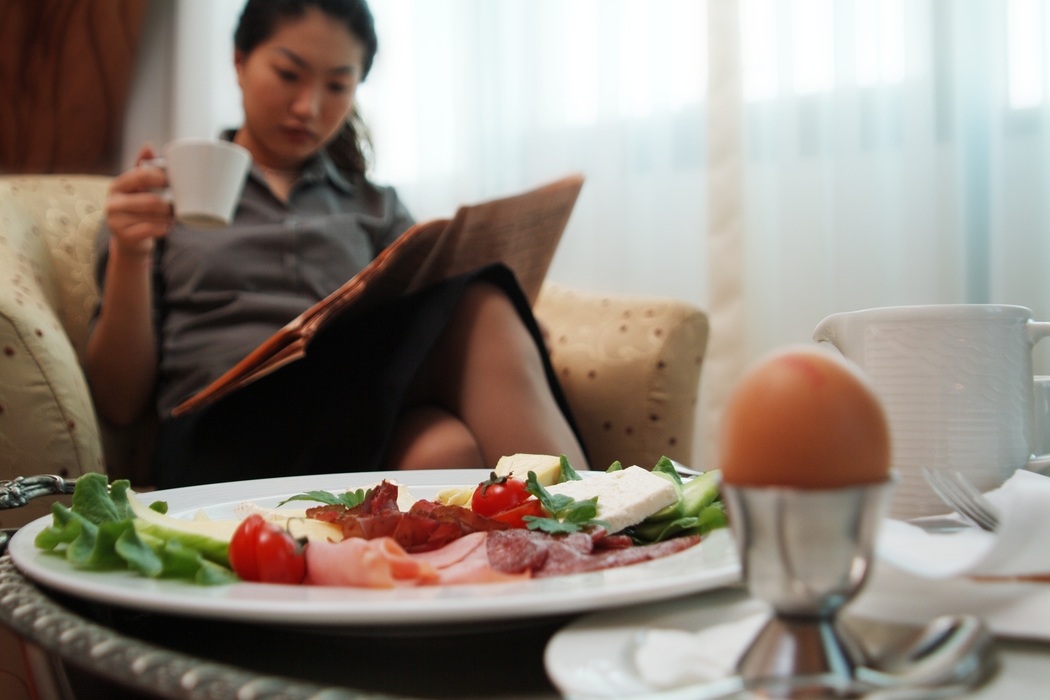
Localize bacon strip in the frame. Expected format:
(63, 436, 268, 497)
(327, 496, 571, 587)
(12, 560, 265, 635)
(306, 483, 509, 553)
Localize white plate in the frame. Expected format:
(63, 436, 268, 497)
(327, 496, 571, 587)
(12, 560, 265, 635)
(544, 587, 761, 698)
(9, 469, 740, 626)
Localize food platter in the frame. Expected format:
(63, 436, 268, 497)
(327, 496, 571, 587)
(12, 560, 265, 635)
(8, 469, 740, 626)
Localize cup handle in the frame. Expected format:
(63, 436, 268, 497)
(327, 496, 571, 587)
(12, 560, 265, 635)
(139, 157, 173, 204)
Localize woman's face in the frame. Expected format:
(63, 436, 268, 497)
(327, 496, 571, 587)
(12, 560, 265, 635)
(235, 8, 366, 169)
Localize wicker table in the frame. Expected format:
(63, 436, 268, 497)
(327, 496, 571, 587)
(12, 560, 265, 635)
(0, 556, 564, 700)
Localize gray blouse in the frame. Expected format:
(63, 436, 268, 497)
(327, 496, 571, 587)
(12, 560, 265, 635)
(93, 149, 414, 418)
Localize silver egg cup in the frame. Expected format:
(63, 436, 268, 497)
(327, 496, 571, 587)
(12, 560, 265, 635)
(722, 481, 892, 698)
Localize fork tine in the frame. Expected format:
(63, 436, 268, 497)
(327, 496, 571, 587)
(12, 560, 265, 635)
(949, 472, 1001, 530)
(940, 476, 997, 532)
(922, 468, 965, 519)
(926, 471, 976, 524)
(921, 468, 998, 532)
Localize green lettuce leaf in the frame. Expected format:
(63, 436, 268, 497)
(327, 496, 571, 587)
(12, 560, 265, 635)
(652, 456, 683, 486)
(34, 474, 238, 585)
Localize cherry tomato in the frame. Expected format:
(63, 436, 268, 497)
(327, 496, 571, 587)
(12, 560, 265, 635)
(228, 514, 307, 584)
(489, 498, 547, 528)
(228, 513, 264, 581)
(471, 473, 531, 517)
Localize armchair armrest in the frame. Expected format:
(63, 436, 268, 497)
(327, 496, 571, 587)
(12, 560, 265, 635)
(534, 281, 709, 472)
(0, 177, 108, 527)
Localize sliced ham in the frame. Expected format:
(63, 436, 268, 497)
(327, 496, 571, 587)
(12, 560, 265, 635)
(436, 540, 531, 585)
(407, 531, 487, 569)
(305, 536, 439, 588)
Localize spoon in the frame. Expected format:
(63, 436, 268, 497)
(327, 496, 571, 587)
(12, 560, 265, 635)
(858, 614, 998, 693)
(567, 614, 996, 700)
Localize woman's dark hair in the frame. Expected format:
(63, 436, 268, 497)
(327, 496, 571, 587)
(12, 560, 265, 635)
(234, 0, 377, 175)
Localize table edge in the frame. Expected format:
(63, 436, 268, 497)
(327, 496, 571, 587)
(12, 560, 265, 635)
(0, 555, 405, 700)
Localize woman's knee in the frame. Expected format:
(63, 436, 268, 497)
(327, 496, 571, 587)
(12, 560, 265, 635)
(456, 283, 541, 364)
(384, 405, 485, 470)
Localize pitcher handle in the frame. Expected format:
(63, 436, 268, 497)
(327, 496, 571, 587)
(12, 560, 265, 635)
(1027, 455, 1050, 474)
(1025, 321, 1050, 345)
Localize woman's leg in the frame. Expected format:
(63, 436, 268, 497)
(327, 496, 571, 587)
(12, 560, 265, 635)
(387, 282, 588, 471)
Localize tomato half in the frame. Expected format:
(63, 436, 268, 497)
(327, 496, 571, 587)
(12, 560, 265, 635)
(489, 498, 547, 528)
(228, 514, 307, 584)
(471, 473, 531, 517)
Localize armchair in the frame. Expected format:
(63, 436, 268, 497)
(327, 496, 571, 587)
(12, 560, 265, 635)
(0, 175, 709, 529)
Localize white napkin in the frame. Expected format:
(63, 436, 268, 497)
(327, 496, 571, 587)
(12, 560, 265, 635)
(877, 469, 1050, 578)
(633, 612, 768, 689)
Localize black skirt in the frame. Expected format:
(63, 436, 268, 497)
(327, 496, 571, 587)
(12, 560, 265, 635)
(152, 264, 583, 488)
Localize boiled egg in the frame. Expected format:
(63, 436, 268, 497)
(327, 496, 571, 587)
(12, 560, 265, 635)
(719, 346, 890, 488)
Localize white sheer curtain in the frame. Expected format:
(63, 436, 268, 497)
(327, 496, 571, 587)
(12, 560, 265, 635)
(126, 0, 711, 307)
(701, 0, 1050, 465)
(358, 0, 710, 308)
(124, 0, 1050, 468)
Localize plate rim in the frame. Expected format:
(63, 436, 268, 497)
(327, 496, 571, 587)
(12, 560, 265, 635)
(9, 469, 741, 626)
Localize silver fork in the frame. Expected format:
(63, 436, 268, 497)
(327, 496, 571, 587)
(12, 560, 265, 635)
(921, 468, 1001, 532)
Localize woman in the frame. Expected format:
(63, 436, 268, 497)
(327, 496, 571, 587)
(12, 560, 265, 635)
(87, 0, 587, 488)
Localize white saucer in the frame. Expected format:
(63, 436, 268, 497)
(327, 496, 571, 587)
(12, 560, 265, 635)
(544, 586, 762, 698)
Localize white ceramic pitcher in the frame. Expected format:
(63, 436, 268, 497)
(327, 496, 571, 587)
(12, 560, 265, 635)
(813, 304, 1050, 519)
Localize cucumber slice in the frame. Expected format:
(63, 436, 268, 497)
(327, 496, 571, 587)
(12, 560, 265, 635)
(126, 490, 236, 566)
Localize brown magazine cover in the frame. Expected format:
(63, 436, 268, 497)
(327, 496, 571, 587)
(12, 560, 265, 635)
(171, 174, 584, 417)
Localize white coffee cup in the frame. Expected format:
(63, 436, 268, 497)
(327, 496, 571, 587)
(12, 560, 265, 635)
(813, 304, 1050, 519)
(144, 139, 251, 227)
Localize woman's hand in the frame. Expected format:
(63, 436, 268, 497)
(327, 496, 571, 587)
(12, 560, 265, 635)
(105, 144, 173, 260)
(87, 143, 169, 426)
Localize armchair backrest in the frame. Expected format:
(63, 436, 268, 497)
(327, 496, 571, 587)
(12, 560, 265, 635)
(0, 175, 710, 525)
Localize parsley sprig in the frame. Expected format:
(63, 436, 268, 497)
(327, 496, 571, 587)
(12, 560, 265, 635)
(522, 471, 610, 535)
(278, 488, 370, 508)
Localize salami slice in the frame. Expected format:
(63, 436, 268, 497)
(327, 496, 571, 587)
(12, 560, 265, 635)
(486, 529, 701, 577)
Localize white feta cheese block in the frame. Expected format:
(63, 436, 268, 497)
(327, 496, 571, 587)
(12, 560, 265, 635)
(545, 466, 679, 533)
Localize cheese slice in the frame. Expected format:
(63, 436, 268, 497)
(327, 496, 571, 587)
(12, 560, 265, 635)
(494, 453, 563, 486)
(233, 502, 343, 542)
(436, 485, 475, 507)
(437, 454, 565, 509)
(545, 466, 679, 534)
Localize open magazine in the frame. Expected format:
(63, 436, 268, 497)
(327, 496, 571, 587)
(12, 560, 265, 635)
(171, 174, 584, 417)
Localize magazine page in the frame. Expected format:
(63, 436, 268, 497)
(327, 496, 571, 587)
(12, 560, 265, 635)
(172, 174, 583, 416)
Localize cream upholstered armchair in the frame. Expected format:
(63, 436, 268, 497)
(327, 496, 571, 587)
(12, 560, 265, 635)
(0, 175, 709, 528)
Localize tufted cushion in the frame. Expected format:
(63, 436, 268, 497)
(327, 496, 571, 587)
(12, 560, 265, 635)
(0, 176, 110, 526)
(534, 281, 709, 472)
